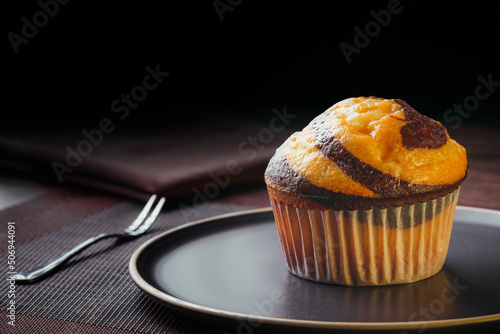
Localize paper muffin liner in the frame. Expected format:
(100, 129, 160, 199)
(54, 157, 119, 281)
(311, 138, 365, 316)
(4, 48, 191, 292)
(269, 187, 461, 286)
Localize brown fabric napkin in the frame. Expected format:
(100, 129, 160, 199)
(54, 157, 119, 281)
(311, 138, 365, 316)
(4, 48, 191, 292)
(0, 115, 294, 201)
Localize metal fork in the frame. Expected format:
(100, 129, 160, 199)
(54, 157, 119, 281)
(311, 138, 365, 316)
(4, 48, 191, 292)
(14, 194, 166, 284)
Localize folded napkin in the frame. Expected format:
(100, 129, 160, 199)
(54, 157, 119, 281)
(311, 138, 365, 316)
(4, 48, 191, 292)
(0, 114, 294, 201)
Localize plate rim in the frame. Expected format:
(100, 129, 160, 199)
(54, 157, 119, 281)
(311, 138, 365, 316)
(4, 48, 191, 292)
(129, 206, 500, 330)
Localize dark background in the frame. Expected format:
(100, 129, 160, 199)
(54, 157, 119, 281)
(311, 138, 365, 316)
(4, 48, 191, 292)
(5, 0, 500, 131)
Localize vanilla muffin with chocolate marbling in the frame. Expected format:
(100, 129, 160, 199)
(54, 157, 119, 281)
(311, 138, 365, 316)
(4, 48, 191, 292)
(265, 96, 467, 286)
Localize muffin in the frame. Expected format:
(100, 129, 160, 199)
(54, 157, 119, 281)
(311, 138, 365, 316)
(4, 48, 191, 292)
(265, 96, 468, 286)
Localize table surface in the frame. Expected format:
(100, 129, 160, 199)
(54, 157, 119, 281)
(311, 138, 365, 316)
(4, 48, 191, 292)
(0, 124, 499, 334)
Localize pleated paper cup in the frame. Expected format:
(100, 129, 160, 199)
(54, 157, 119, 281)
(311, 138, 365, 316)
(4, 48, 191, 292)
(268, 187, 461, 286)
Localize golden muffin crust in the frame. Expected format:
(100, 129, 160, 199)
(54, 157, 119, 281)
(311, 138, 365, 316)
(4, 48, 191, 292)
(265, 97, 468, 210)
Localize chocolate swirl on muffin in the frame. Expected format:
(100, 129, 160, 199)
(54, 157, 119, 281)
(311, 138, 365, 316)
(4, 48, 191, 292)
(265, 96, 468, 285)
(265, 97, 468, 211)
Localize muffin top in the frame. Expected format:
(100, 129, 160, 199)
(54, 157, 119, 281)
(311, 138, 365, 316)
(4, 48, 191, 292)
(265, 96, 468, 210)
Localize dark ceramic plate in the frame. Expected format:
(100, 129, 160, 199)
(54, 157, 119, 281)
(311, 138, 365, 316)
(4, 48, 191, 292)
(129, 207, 500, 330)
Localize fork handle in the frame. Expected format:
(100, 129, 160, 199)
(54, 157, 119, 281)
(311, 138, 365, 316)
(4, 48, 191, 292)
(13, 233, 111, 284)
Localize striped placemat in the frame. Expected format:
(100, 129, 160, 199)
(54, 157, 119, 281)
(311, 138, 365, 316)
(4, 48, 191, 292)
(0, 186, 267, 334)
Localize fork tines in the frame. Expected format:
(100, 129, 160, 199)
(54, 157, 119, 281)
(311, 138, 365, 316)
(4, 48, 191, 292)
(127, 195, 166, 233)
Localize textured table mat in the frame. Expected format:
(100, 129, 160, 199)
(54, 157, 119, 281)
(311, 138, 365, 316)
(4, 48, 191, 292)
(0, 187, 265, 334)
(2, 187, 500, 334)
(1, 122, 500, 333)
